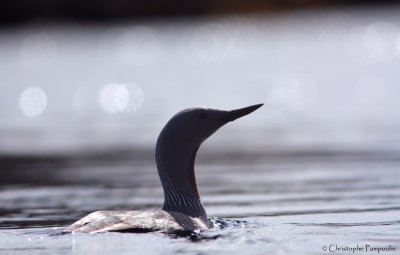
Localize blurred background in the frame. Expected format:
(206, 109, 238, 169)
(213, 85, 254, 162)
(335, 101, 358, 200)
(1, 1, 400, 249)
(1, 0, 400, 156)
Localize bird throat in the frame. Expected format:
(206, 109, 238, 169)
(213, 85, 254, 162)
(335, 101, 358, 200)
(156, 138, 207, 223)
(189, 146, 200, 198)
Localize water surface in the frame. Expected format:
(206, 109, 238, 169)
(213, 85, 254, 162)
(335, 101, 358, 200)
(1, 148, 399, 254)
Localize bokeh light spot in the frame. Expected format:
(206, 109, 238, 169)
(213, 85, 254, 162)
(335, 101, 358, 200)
(19, 87, 47, 117)
(98, 83, 129, 113)
(124, 83, 144, 112)
(98, 83, 144, 113)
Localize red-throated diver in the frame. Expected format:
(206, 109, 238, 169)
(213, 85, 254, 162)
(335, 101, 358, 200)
(63, 104, 263, 233)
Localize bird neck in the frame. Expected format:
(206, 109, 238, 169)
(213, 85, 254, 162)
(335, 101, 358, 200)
(155, 136, 208, 223)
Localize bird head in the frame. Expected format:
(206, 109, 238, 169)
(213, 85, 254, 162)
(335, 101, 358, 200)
(160, 104, 263, 148)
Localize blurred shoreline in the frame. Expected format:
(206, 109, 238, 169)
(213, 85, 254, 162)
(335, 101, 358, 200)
(1, 0, 400, 27)
(2, 145, 400, 182)
(1, 3, 400, 253)
(2, 5, 400, 156)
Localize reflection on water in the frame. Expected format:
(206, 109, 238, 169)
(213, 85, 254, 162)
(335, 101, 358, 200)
(0, 148, 399, 254)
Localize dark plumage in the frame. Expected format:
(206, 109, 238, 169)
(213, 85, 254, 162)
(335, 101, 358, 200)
(63, 104, 263, 233)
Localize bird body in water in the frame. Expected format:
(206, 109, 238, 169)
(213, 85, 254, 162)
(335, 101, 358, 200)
(63, 104, 263, 233)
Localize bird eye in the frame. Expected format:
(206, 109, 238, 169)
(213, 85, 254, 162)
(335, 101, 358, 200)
(199, 112, 208, 120)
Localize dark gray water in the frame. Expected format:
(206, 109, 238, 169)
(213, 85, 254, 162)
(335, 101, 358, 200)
(1, 148, 399, 254)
